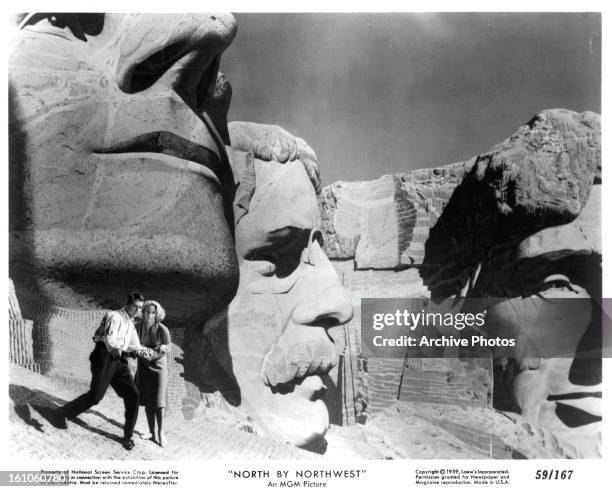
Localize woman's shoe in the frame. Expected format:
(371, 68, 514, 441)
(158, 432, 166, 448)
(122, 438, 135, 451)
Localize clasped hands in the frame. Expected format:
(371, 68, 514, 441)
(123, 345, 168, 360)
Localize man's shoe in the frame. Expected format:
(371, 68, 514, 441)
(50, 408, 68, 430)
(122, 438, 135, 451)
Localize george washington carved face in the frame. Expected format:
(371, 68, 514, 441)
(9, 14, 239, 325)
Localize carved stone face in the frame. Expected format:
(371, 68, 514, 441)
(484, 186, 601, 456)
(9, 14, 239, 325)
(219, 132, 353, 447)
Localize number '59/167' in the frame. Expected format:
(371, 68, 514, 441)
(535, 470, 573, 480)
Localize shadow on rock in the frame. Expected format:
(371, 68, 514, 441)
(13, 403, 44, 432)
(9, 383, 124, 442)
(175, 315, 242, 419)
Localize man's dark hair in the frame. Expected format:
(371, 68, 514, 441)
(126, 292, 145, 305)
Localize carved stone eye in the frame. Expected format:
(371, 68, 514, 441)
(20, 13, 105, 41)
(248, 251, 279, 265)
(539, 274, 573, 291)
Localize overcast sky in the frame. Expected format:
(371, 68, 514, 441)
(221, 13, 601, 185)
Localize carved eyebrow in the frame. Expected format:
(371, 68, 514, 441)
(17, 13, 39, 29)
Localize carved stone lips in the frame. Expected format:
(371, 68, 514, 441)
(95, 131, 233, 190)
(547, 391, 602, 401)
(268, 375, 328, 401)
(261, 324, 337, 391)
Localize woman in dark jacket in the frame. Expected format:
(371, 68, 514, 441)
(136, 300, 171, 447)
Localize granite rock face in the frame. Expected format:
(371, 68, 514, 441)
(320, 166, 468, 269)
(9, 14, 239, 327)
(228, 121, 321, 194)
(203, 122, 353, 448)
(320, 109, 601, 457)
(479, 185, 601, 458)
(8, 15, 602, 457)
(320, 109, 599, 296)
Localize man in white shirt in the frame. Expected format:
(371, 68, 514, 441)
(61, 292, 145, 451)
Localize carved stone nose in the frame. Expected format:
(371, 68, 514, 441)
(292, 285, 354, 327)
(115, 13, 237, 103)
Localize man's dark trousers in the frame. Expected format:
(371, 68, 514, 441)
(62, 342, 140, 439)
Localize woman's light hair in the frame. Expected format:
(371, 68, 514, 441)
(143, 300, 166, 323)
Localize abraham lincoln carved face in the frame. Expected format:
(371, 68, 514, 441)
(484, 186, 601, 457)
(9, 13, 239, 326)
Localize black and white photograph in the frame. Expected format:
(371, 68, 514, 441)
(3, 4, 608, 486)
